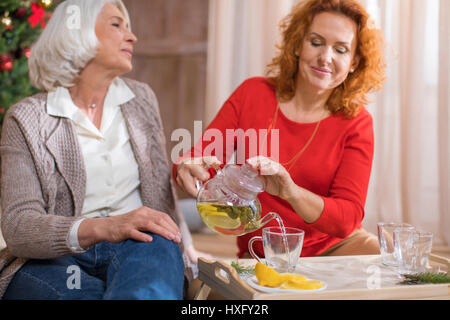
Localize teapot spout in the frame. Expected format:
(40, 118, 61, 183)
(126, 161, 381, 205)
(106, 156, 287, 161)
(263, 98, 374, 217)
(259, 211, 279, 227)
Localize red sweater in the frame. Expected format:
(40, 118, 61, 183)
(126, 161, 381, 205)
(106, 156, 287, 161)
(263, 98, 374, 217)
(174, 77, 374, 257)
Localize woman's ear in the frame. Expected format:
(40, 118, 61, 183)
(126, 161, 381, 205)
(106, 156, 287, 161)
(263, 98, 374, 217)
(350, 54, 361, 73)
(294, 42, 302, 57)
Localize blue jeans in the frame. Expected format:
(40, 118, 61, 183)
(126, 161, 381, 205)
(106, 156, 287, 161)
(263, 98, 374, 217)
(3, 234, 185, 300)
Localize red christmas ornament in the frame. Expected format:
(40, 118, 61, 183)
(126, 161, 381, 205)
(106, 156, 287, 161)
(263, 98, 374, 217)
(14, 7, 27, 19)
(28, 3, 45, 28)
(0, 55, 13, 71)
(24, 48, 31, 59)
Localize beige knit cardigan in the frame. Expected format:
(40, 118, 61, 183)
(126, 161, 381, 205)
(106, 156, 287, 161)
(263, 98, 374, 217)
(0, 78, 194, 298)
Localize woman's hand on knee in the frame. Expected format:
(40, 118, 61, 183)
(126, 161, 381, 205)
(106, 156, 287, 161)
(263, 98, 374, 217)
(87, 207, 182, 245)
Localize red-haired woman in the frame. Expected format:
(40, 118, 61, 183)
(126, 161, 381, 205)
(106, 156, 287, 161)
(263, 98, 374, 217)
(175, 0, 386, 259)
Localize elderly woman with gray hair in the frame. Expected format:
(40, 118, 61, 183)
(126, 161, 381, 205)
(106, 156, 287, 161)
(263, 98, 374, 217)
(0, 0, 202, 300)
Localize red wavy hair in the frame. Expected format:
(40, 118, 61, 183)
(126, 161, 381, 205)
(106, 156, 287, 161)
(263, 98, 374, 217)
(266, 0, 386, 118)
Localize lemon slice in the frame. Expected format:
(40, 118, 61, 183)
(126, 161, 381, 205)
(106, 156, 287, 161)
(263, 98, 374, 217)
(280, 273, 307, 282)
(204, 214, 241, 229)
(279, 279, 324, 290)
(197, 204, 218, 213)
(253, 262, 323, 291)
(200, 210, 227, 218)
(254, 262, 283, 287)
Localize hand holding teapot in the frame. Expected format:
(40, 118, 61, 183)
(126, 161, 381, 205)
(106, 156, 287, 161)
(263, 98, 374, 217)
(176, 156, 277, 236)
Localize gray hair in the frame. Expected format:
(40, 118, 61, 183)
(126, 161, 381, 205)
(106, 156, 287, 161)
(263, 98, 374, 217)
(28, 0, 131, 92)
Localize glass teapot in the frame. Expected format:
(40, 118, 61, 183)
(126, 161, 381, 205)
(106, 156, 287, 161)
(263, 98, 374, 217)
(196, 163, 277, 236)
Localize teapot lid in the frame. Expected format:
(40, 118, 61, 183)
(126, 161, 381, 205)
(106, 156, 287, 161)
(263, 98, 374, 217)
(222, 163, 264, 199)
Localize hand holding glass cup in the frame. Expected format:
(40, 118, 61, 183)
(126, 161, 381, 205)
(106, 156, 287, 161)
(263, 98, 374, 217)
(248, 227, 304, 273)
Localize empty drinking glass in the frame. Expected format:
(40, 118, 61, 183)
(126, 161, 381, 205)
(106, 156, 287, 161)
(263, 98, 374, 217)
(394, 229, 433, 275)
(377, 222, 414, 266)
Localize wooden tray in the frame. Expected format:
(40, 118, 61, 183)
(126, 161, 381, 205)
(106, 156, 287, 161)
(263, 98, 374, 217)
(196, 254, 450, 300)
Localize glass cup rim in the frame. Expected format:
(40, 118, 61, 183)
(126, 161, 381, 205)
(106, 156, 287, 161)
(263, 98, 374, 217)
(393, 226, 417, 233)
(377, 222, 414, 228)
(413, 230, 434, 239)
(263, 226, 304, 236)
(394, 229, 433, 237)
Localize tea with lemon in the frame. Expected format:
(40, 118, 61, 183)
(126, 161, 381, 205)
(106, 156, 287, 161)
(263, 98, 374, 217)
(197, 202, 262, 235)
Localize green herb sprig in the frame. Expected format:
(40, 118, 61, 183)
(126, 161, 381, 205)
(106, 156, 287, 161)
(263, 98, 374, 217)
(231, 261, 255, 276)
(398, 272, 450, 285)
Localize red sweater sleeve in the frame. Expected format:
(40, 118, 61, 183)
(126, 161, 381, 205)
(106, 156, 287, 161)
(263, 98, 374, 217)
(309, 110, 374, 238)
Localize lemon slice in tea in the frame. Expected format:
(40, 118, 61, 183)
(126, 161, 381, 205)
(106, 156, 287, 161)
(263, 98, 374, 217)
(197, 203, 218, 213)
(204, 213, 241, 230)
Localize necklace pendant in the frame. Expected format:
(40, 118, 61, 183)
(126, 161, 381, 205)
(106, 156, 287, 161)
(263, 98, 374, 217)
(89, 104, 96, 108)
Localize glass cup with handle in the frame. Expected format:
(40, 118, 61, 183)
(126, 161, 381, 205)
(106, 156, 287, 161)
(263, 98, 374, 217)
(248, 227, 304, 273)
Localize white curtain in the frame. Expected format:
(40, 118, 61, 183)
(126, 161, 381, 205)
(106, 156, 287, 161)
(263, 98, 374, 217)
(205, 0, 297, 123)
(363, 0, 449, 246)
(205, 0, 450, 245)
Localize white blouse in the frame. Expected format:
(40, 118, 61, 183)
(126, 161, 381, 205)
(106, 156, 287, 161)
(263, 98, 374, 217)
(46, 77, 143, 251)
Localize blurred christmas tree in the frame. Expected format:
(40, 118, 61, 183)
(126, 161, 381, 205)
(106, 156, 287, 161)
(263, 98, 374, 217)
(0, 0, 55, 126)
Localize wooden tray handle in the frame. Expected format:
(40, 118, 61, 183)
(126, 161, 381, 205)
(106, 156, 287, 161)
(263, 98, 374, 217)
(197, 258, 258, 300)
(429, 253, 450, 274)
